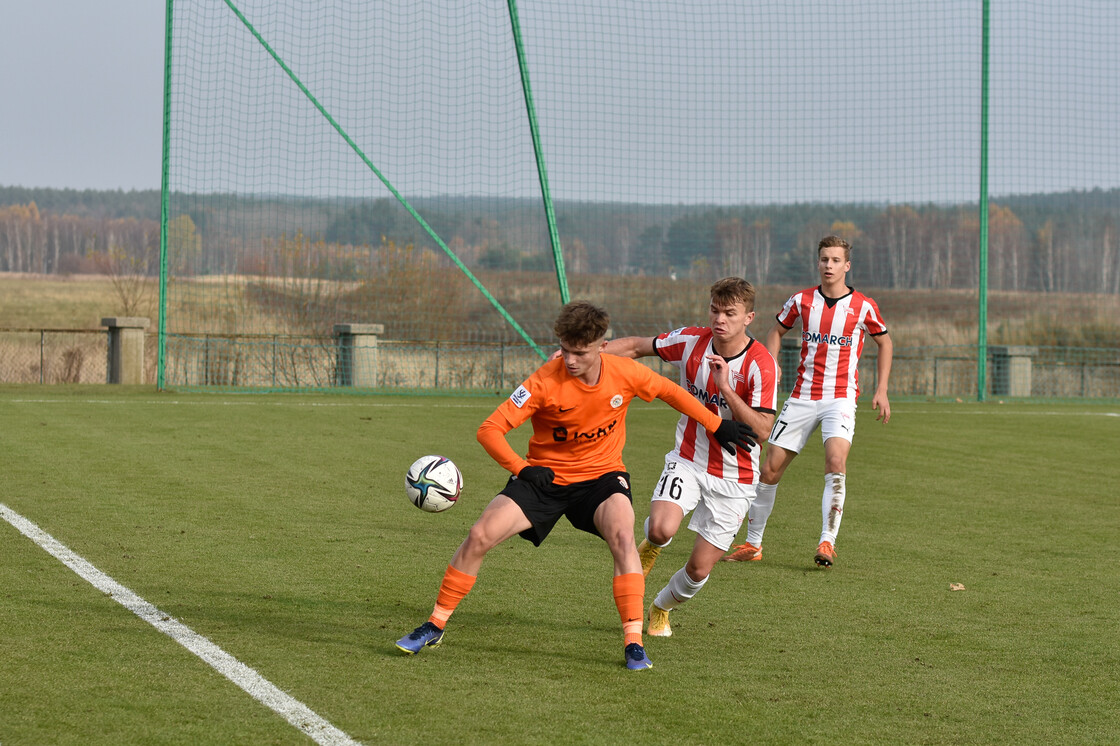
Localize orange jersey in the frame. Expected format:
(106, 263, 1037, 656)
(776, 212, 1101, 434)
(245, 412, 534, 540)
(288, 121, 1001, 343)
(477, 355, 723, 485)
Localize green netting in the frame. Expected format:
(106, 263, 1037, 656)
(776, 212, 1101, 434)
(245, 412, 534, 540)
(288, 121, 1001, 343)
(161, 0, 1120, 394)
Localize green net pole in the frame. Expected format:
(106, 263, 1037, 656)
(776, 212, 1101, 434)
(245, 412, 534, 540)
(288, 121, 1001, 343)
(157, 0, 174, 390)
(221, 0, 547, 360)
(977, 0, 990, 402)
(506, 0, 569, 305)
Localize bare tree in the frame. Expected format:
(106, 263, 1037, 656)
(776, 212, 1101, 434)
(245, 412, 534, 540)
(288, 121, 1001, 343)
(96, 240, 156, 318)
(750, 218, 772, 285)
(717, 217, 747, 279)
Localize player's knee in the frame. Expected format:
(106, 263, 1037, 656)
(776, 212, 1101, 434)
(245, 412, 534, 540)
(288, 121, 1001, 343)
(760, 461, 787, 483)
(604, 522, 635, 547)
(647, 522, 676, 546)
(683, 560, 711, 583)
(463, 523, 500, 555)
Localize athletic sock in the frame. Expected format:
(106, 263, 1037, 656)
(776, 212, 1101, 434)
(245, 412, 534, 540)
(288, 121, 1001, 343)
(654, 567, 709, 612)
(820, 472, 846, 545)
(612, 573, 645, 646)
(745, 482, 778, 546)
(644, 516, 671, 548)
(428, 564, 476, 628)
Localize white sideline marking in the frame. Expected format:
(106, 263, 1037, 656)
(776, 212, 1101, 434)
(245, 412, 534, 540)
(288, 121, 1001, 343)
(0, 503, 362, 746)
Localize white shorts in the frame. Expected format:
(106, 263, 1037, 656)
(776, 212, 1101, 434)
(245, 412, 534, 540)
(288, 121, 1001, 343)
(767, 398, 857, 454)
(650, 455, 757, 551)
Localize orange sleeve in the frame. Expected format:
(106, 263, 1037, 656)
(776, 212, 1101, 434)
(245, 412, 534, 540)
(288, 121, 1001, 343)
(646, 369, 723, 433)
(476, 410, 531, 477)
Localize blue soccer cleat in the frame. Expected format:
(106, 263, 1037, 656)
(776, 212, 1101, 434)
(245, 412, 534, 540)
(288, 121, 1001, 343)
(396, 621, 444, 654)
(624, 642, 653, 671)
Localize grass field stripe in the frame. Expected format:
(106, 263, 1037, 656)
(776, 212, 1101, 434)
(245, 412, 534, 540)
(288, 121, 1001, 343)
(0, 503, 363, 746)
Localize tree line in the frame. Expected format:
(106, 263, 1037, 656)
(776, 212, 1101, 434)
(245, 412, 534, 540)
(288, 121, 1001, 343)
(1, 185, 1117, 295)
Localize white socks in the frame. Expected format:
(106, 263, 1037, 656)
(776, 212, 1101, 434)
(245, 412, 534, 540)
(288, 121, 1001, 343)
(745, 482, 778, 546)
(820, 472, 846, 544)
(654, 567, 708, 611)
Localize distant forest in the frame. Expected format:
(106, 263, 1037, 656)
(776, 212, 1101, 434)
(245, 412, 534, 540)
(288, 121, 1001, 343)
(1, 185, 1117, 294)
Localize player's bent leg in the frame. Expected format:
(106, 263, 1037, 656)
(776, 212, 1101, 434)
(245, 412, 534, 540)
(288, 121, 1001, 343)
(650, 566, 709, 638)
(649, 538, 722, 638)
(450, 494, 533, 575)
(729, 445, 797, 562)
(684, 536, 725, 582)
(646, 501, 684, 546)
(759, 442, 798, 485)
(597, 493, 649, 664)
(740, 480, 778, 553)
(595, 493, 643, 576)
(822, 436, 851, 476)
(819, 438, 850, 568)
(639, 504, 685, 578)
(397, 495, 530, 655)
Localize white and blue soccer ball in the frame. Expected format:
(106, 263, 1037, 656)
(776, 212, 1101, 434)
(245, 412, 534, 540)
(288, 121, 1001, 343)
(405, 455, 462, 513)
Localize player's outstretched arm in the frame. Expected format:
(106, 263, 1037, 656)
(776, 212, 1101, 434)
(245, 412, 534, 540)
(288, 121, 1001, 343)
(640, 361, 756, 454)
(602, 336, 656, 359)
(872, 332, 893, 423)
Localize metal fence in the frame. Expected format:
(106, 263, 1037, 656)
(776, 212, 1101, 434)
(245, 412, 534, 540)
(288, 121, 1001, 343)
(853, 345, 1120, 401)
(0, 329, 160, 385)
(2, 329, 1116, 400)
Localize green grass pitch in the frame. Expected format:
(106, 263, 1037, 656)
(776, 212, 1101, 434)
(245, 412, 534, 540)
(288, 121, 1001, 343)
(1, 385, 1118, 744)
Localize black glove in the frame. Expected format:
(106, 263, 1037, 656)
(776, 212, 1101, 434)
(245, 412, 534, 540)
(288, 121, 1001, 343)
(517, 465, 555, 487)
(713, 420, 759, 454)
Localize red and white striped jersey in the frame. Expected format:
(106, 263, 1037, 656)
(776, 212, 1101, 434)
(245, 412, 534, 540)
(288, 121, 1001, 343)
(653, 326, 778, 484)
(777, 286, 888, 401)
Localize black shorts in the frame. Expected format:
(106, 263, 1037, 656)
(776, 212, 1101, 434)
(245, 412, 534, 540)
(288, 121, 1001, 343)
(501, 471, 633, 547)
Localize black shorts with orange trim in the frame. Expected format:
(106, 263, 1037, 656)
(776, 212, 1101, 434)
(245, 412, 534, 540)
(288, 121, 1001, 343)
(501, 471, 633, 547)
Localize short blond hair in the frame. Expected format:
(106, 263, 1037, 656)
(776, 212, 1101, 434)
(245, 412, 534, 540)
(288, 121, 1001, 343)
(710, 277, 756, 313)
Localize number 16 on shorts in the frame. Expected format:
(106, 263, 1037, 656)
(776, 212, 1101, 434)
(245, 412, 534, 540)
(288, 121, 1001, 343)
(652, 462, 701, 512)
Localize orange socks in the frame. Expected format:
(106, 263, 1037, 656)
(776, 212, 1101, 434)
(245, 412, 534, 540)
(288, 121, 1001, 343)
(428, 564, 477, 629)
(612, 572, 645, 646)
(428, 566, 643, 646)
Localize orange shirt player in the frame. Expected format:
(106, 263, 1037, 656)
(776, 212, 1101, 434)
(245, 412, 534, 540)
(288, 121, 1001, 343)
(395, 300, 757, 671)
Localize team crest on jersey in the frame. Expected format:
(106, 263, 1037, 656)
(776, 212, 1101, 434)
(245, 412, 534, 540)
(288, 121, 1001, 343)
(610, 394, 624, 408)
(510, 385, 531, 408)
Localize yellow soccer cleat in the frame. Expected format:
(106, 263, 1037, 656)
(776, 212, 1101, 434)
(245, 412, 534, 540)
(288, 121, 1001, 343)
(647, 602, 672, 637)
(637, 539, 662, 578)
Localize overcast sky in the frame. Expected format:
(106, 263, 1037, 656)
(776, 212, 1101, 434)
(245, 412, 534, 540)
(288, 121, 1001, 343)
(1, 1, 165, 191)
(2, 1, 1118, 203)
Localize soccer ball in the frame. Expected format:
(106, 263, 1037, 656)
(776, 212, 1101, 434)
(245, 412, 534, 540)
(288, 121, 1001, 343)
(405, 455, 462, 513)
